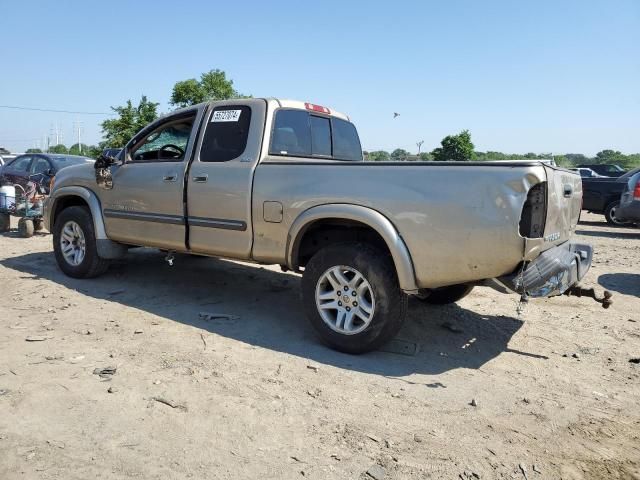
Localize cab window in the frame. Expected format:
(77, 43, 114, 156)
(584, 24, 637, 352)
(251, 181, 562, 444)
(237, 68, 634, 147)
(31, 157, 52, 175)
(8, 155, 32, 172)
(130, 115, 196, 162)
(200, 106, 252, 162)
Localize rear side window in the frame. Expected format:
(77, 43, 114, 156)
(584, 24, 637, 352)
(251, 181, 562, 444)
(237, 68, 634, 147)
(200, 106, 252, 162)
(9, 156, 32, 172)
(269, 109, 362, 161)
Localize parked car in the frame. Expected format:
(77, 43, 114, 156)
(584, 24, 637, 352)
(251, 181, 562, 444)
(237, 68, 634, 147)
(0, 153, 94, 194)
(577, 164, 626, 177)
(617, 170, 640, 224)
(45, 98, 595, 353)
(569, 167, 607, 178)
(581, 167, 640, 225)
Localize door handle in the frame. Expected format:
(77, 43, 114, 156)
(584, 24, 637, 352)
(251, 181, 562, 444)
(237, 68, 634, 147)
(193, 174, 208, 183)
(163, 174, 177, 182)
(563, 184, 573, 198)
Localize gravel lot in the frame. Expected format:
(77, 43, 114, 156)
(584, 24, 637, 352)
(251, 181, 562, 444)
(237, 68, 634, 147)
(1, 213, 639, 479)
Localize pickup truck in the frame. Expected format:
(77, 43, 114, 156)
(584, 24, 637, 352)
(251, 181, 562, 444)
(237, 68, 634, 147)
(581, 167, 640, 225)
(44, 98, 596, 353)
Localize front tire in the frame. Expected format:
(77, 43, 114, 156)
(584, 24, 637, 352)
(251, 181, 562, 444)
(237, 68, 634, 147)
(302, 243, 408, 354)
(53, 206, 110, 278)
(418, 284, 474, 305)
(604, 201, 630, 226)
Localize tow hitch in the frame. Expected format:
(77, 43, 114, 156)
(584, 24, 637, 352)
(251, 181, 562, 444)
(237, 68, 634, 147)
(564, 284, 613, 309)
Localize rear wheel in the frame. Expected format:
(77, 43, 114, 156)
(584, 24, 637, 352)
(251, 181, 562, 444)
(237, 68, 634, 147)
(0, 213, 10, 233)
(418, 284, 474, 305)
(18, 218, 34, 238)
(302, 243, 408, 354)
(53, 206, 110, 278)
(604, 201, 630, 226)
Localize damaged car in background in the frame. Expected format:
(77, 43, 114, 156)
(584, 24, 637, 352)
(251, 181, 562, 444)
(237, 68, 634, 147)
(44, 98, 610, 353)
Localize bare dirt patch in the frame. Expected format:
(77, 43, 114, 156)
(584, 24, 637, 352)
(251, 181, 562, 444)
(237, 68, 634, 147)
(1, 213, 639, 479)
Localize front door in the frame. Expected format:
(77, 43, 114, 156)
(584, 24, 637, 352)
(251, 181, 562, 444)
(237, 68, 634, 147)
(100, 109, 202, 250)
(186, 99, 266, 258)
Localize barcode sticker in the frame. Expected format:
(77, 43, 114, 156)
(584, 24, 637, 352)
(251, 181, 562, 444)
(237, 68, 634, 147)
(211, 110, 242, 122)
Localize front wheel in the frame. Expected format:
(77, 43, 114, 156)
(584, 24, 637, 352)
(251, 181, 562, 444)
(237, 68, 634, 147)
(53, 206, 110, 278)
(302, 243, 408, 354)
(604, 201, 630, 226)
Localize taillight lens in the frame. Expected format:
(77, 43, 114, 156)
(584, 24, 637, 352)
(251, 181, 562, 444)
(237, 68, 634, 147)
(634, 182, 640, 200)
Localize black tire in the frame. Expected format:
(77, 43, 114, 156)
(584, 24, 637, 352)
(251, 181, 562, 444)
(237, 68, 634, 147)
(604, 201, 630, 227)
(53, 206, 110, 278)
(0, 213, 9, 233)
(33, 219, 45, 231)
(418, 284, 474, 305)
(18, 218, 34, 238)
(302, 242, 408, 354)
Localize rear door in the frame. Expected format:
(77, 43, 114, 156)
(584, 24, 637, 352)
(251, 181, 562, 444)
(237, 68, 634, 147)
(543, 166, 583, 245)
(186, 99, 266, 258)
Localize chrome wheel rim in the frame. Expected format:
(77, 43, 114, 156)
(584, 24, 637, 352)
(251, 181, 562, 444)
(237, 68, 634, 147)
(60, 221, 86, 266)
(315, 265, 376, 335)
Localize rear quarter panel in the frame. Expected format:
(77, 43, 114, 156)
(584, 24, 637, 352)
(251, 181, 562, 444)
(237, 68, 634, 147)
(251, 161, 548, 288)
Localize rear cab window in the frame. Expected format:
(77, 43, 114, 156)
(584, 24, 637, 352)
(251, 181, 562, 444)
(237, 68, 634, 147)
(269, 109, 362, 161)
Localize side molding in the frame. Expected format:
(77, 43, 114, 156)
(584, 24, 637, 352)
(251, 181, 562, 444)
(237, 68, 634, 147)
(45, 186, 128, 259)
(286, 204, 419, 293)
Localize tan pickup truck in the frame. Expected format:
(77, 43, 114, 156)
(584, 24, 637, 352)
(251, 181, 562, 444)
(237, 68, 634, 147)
(44, 98, 597, 353)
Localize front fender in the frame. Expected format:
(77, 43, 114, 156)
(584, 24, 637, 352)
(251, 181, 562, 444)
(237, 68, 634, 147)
(286, 204, 419, 293)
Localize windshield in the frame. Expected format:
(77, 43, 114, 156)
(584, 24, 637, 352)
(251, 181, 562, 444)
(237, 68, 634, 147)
(50, 156, 93, 169)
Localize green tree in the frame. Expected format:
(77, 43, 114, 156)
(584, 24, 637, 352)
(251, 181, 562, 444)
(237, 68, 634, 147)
(594, 149, 625, 164)
(390, 148, 410, 161)
(419, 152, 433, 161)
(368, 150, 390, 161)
(69, 143, 90, 156)
(101, 96, 159, 148)
(83, 145, 102, 159)
(49, 144, 69, 154)
(432, 130, 475, 161)
(25, 148, 43, 154)
(170, 69, 250, 108)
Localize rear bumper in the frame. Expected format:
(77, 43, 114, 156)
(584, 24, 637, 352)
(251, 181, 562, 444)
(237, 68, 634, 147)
(617, 201, 640, 222)
(496, 241, 592, 298)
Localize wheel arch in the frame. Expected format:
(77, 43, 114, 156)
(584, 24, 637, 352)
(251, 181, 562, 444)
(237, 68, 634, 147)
(286, 204, 419, 293)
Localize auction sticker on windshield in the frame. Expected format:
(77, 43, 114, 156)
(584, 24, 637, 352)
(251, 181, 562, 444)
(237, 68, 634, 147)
(212, 110, 242, 122)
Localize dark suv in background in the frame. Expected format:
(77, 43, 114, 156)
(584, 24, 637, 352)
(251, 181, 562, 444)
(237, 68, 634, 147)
(577, 164, 626, 177)
(581, 167, 640, 225)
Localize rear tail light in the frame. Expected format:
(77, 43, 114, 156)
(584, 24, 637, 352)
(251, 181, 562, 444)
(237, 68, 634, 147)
(634, 182, 640, 200)
(305, 103, 331, 114)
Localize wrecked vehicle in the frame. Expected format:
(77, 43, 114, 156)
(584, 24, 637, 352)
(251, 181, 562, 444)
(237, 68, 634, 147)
(44, 98, 603, 353)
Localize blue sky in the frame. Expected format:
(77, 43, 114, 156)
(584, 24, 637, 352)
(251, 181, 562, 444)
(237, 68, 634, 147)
(1, 0, 638, 155)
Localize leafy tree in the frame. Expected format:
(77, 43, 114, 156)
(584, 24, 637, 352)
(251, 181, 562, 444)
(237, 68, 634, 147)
(83, 145, 102, 159)
(565, 153, 589, 164)
(594, 149, 625, 164)
(49, 144, 69, 154)
(170, 69, 250, 108)
(391, 148, 410, 161)
(69, 143, 90, 156)
(101, 96, 159, 148)
(432, 130, 475, 161)
(419, 152, 433, 161)
(0, 147, 10, 155)
(25, 148, 43, 154)
(368, 150, 390, 161)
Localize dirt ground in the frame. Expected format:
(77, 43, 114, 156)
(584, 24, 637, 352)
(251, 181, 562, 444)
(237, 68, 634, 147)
(1, 212, 639, 480)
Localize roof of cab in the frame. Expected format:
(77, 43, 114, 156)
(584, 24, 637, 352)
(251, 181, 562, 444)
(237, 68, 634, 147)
(167, 98, 350, 122)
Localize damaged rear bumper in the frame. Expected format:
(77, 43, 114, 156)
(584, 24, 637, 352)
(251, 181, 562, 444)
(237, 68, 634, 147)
(496, 242, 593, 298)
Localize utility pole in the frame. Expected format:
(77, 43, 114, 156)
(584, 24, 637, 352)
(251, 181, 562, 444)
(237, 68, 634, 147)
(416, 140, 424, 155)
(73, 120, 84, 153)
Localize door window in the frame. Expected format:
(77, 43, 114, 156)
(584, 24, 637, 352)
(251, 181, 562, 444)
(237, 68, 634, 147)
(8, 155, 32, 172)
(31, 157, 52, 175)
(130, 115, 196, 162)
(200, 106, 252, 162)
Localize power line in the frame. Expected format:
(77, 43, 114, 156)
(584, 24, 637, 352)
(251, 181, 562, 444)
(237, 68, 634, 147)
(0, 104, 114, 115)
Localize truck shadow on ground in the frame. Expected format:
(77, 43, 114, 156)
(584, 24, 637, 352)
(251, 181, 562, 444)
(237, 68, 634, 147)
(598, 273, 640, 297)
(576, 229, 640, 240)
(1, 248, 543, 378)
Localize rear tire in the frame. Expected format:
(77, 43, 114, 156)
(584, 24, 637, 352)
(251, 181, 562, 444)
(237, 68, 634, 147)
(53, 206, 110, 278)
(302, 242, 408, 354)
(604, 201, 630, 226)
(0, 213, 9, 233)
(418, 284, 474, 305)
(18, 218, 34, 238)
